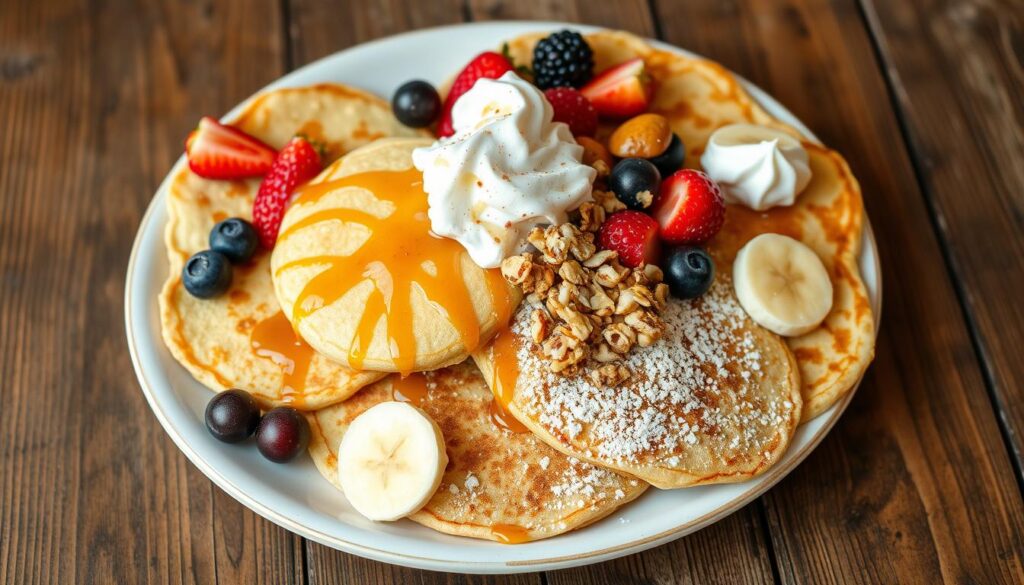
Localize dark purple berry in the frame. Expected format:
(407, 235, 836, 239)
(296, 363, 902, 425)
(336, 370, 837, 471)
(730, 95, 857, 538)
(205, 389, 261, 443)
(257, 407, 310, 463)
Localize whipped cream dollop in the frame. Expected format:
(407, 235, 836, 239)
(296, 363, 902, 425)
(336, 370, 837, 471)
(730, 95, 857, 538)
(412, 72, 596, 268)
(700, 124, 811, 211)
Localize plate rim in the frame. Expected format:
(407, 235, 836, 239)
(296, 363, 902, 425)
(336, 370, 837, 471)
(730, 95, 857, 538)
(124, 20, 882, 574)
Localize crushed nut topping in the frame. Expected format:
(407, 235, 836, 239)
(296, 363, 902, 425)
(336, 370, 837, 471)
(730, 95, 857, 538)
(636, 190, 654, 208)
(499, 200, 667, 386)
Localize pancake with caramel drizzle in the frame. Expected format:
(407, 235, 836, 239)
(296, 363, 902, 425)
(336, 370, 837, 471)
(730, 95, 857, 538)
(159, 83, 426, 409)
(270, 138, 519, 373)
(506, 31, 875, 420)
(306, 361, 647, 543)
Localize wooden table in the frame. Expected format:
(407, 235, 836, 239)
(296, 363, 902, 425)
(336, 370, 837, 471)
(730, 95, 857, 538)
(3, 0, 1023, 582)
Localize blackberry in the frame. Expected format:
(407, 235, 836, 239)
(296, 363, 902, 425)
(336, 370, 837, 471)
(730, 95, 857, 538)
(532, 30, 594, 90)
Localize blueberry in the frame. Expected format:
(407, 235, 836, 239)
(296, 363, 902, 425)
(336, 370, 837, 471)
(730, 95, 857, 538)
(257, 407, 310, 463)
(664, 246, 715, 299)
(392, 80, 441, 128)
(608, 158, 662, 210)
(209, 217, 258, 263)
(182, 250, 232, 299)
(205, 389, 262, 443)
(648, 133, 685, 178)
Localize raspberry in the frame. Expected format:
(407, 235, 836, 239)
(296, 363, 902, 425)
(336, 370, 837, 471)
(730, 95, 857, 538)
(544, 88, 598, 137)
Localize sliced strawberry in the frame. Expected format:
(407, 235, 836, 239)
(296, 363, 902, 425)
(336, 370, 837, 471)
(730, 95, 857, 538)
(544, 87, 598, 137)
(580, 58, 652, 119)
(599, 210, 661, 268)
(252, 137, 323, 249)
(652, 169, 725, 245)
(437, 51, 515, 137)
(185, 117, 276, 180)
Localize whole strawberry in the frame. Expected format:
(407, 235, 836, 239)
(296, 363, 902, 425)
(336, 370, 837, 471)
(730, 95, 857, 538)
(544, 87, 598, 137)
(652, 169, 725, 245)
(437, 51, 514, 137)
(599, 210, 661, 268)
(252, 137, 322, 249)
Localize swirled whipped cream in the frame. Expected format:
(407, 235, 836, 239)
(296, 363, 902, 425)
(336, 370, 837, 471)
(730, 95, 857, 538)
(412, 72, 596, 268)
(700, 124, 811, 211)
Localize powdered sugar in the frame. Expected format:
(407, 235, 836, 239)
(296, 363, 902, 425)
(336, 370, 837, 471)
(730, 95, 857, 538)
(514, 280, 797, 470)
(545, 457, 624, 511)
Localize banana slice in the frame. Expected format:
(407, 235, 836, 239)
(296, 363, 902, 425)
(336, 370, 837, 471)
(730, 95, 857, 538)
(337, 401, 448, 521)
(733, 233, 833, 337)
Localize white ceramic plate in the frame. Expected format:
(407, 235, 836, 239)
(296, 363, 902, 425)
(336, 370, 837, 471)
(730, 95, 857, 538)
(126, 21, 881, 574)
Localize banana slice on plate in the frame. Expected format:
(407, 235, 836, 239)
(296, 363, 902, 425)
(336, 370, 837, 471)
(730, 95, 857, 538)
(338, 401, 448, 521)
(733, 233, 833, 337)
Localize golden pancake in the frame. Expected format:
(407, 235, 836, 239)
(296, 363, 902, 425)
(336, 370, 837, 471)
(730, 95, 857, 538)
(473, 279, 802, 490)
(159, 84, 426, 410)
(507, 30, 874, 420)
(307, 361, 647, 543)
(270, 138, 520, 374)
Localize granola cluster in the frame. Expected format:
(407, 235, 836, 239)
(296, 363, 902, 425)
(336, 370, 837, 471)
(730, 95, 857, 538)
(500, 200, 668, 386)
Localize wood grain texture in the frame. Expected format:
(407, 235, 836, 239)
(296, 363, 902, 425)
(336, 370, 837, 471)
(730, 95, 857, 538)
(0, 0, 302, 583)
(651, 0, 1024, 582)
(859, 0, 1024, 477)
(545, 511, 775, 585)
(287, 0, 464, 67)
(4, 0, 1024, 582)
(304, 543, 540, 585)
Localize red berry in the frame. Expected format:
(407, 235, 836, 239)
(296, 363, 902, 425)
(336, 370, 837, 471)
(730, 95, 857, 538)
(437, 52, 515, 137)
(185, 117, 276, 180)
(544, 87, 598, 136)
(599, 210, 661, 268)
(252, 137, 322, 249)
(580, 58, 652, 119)
(652, 169, 726, 245)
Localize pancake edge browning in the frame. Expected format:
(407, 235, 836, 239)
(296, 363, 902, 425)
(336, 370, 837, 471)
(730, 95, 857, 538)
(306, 363, 649, 543)
(158, 84, 427, 409)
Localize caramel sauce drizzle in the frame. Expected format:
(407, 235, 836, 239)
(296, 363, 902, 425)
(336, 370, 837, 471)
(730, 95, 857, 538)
(391, 373, 429, 407)
(274, 168, 512, 375)
(488, 328, 529, 434)
(250, 310, 315, 406)
(490, 523, 530, 544)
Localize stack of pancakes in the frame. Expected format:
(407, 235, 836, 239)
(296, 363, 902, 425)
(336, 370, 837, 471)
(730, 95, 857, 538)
(159, 31, 873, 542)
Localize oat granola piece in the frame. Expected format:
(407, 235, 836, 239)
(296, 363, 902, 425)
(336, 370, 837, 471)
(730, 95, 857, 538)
(498, 205, 669, 382)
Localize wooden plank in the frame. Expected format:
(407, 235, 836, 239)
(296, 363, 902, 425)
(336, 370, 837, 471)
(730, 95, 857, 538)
(287, 0, 465, 67)
(0, 0, 302, 583)
(651, 0, 1024, 582)
(546, 512, 775, 585)
(304, 542, 540, 585)
(859, 0, 1024, 479)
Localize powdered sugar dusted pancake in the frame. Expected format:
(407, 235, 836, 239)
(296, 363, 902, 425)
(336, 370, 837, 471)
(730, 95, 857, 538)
(159, 84, 425, 410)
(307, 361, 647, 543)
(505, 30, 874, 420)
(474, 280, 802, 489)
